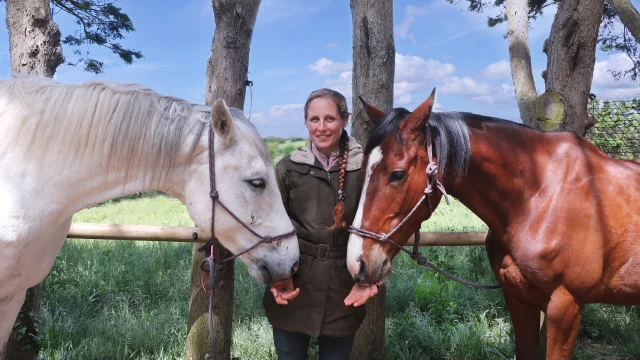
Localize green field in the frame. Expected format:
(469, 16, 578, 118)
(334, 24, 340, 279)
(264, 136, 307, 164)
(36, 194, 640, 360)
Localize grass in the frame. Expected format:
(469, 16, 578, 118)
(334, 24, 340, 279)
(38, 195, 640, 359)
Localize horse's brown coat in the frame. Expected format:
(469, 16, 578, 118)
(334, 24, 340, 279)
(355, 93, 640, 359)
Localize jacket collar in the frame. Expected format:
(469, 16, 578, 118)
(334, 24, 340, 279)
(290, 136, 363, 171)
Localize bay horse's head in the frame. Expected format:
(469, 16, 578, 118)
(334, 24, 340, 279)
(347, 90, 448, 285)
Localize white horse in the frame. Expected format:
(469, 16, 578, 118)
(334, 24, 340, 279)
(0, 77, 299, 354)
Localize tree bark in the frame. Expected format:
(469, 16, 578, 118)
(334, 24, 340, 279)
(6, 0, 63, 77)
(350, 1, 394, 359)
(506, 0, 539, 128)
(609, 0, 640, 44)
(4, 1, 62, 359)
(185, 2, 260, 360)
(541, 0, 605, 135)
(350, 0, 395, 150)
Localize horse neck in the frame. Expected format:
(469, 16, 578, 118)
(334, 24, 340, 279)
(443, 122, 548, 236)
(35, 125, 206, 224)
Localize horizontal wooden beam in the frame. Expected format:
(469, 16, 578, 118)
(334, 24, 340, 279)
(68, 223, 488, 247)
(408, 231, 487, 246)
(68, 223, 209, 243)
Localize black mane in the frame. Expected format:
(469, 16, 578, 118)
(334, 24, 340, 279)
(364, 109, 513, 183)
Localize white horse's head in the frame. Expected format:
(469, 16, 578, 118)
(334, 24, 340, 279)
(0, 77, 298, 285)
(181, 100, 299, 284)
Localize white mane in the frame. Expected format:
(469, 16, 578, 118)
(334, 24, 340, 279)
(0, 77, 268, 185)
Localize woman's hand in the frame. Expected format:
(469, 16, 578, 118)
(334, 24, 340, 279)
(270, 277, 300, 305)
(344, 283, 379, 307)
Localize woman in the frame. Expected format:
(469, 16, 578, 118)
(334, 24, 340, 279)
(262, 89, 379, 360)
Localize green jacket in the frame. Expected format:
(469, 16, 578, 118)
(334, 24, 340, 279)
(262, 136, 365, 337)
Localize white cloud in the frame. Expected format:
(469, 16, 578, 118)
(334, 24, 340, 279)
(472, 84, 516, 107)
(440, 76, 493, 96)
(481, 60, 511, 80)
(249, 104, 304, 131)
(393, 53, 455, 105)
(395, 53, 456, 82)
(395, 93, 413, 105)
(396, 5, 429, 44)
(592, 54, 640, 99)
(308, 58, 351, 76)
(315, 53, 518, 112)
(440, 77, 516, 107)
(324, 71, 353, 98)
(269, 103, 304, 116)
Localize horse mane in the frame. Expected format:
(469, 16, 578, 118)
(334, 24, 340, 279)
(364, 109, 484, 183)
(0, 77, 267, 185)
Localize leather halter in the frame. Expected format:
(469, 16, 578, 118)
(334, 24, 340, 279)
(348, 127, 499, 290)
(200, 124, 297, 359)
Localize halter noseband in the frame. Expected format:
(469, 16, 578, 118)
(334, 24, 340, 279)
(201, 124, 297, 262)
(200, 124, 297, 360)
(347, 128, 500, 290)
(348, 127, 449, 248)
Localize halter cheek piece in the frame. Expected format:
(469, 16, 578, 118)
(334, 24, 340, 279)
(348, 128, 500, 290)
(199, 125, 297, 359)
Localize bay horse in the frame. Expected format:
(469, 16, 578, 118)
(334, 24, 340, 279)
(0, 77, 299, 355)
(347, 90, 640, 359)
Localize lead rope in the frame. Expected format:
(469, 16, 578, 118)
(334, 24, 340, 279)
(199, 118, 297, 359)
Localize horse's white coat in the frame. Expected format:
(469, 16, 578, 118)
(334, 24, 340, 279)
(347, 146, 383, 277)
(0, 77, 298, 353)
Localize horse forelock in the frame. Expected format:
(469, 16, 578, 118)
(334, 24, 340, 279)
(364, 107, 410, 156)
(364, 107, 472, 184)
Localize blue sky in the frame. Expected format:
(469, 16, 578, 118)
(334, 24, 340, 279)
(0, 0, 638, 137)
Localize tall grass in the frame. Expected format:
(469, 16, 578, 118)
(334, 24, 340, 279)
(39, 195, 640, 359)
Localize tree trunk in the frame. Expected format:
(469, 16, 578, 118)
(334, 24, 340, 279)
(350, 1, 394, 359)
(506, 0, 539, 128)
(6, 0, 63, 77)
(540, 0, 605, 135)
(185, 2, 260, 360)
(609, 0, 640, 44)
(350, 0, 395, 151)
(4, 1, 62, 359)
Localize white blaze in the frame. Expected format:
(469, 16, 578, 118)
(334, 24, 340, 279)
(347, 146, 383, 276)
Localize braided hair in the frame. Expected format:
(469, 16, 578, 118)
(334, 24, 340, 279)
(329, 130, 350, 230)
(303, 88, 351, 231)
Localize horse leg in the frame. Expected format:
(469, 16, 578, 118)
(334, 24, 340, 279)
(0, 291, 26, 359)
(504, 292, 542, 360)
(544, 287, 582, 360)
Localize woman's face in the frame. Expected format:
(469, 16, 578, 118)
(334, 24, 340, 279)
(305, 97, 348, 155)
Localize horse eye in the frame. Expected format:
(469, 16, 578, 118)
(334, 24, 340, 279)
(248, 179, 266, 189)
(389, 170, 406, 183)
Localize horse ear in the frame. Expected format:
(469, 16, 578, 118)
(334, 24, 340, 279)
(358, 96, 384, 124)
(211, 99, 234, 144)
(408, 88, 436, 131)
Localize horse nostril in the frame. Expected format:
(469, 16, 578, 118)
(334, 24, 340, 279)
(354, 260, 367, 284)
(291, 261, 299, 275)
(382, 256, 389, 268)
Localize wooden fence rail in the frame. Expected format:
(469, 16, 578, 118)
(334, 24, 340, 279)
(67, 223, 487, 246)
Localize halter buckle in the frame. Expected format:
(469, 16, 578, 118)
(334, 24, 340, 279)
(210, 190, 219, 199)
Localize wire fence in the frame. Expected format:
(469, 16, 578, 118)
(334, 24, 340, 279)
(586, 97, 640, 160)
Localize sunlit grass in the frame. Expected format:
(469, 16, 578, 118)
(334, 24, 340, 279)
(39, 195, 640, 359)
